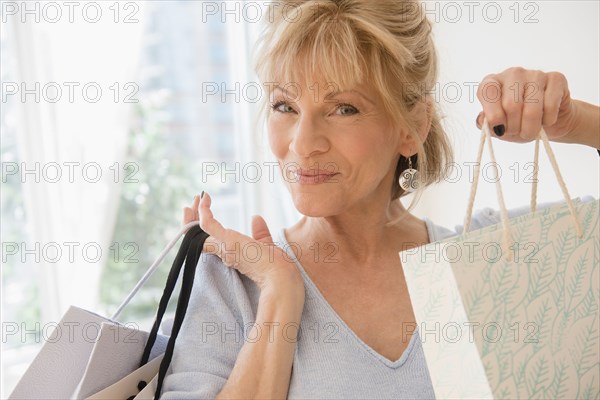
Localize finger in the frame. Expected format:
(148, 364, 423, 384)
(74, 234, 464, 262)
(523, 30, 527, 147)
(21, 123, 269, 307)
(476, 75, 506, 135)
(202, 236, 220, 257)
(520, 75, 545, 141)
(192, 195, 200, 220)
(542, 72, 568, 127)
(476, 112, 484, 130)
(202, 236, 239, 267)
(183, 195, 201, 225)
(201, 234, 239, 268)
(251, 215, 274, 244)
(183, 207, 196, 225)
(192, 194, 200, 210)
(491, 133, 533, 144)
(501, 74, 524, 137)
(198, 192, 228, 238)
(198, 192, 255, 267)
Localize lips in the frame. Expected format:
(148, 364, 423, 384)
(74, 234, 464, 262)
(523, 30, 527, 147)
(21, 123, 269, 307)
(297, 168, 337, 177)
(292, 168, 339, 185)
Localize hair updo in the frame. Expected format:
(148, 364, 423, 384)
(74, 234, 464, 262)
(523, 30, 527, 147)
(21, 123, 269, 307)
(252, 0, 453, 206)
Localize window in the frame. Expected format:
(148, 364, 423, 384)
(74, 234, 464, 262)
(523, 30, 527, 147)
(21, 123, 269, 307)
(0, 1, 265, 395)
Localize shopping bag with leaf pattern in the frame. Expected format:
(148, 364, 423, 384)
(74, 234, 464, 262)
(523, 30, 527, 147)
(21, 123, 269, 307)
(400, 120, 599, 399)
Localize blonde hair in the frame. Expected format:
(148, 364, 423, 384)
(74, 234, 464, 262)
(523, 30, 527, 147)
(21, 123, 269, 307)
(251, 0, 454, 210)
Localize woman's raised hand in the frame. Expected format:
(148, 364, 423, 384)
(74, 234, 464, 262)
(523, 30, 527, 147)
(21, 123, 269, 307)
(182, 193, 305, 294)
(475, 67, 580, 143)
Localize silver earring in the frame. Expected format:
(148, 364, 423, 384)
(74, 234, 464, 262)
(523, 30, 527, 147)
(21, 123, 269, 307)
(399, 155, 419, 193)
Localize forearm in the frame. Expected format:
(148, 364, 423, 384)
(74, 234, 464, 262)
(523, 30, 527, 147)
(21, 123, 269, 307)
(554, 99, 600, 149)
(216, 282, 305, 399)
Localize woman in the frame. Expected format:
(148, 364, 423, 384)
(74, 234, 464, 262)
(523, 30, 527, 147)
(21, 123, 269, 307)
(161, 1, 599, 398)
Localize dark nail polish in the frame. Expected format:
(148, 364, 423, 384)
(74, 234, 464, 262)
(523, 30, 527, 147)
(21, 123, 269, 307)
(493, 125, 505, 137)
(201, 190, 205, 199)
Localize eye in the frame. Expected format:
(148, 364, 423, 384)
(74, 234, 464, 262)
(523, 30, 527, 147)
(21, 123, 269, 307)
(270, 101, 360, 116)
(271, 101, 295, 113)
(335, 103, 359, 116)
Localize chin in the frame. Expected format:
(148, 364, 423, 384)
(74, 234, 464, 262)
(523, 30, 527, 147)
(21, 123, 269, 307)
(290, 191, 340, 217)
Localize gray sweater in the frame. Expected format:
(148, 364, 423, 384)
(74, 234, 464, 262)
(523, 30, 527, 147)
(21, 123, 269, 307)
(160, 199, 587, 399)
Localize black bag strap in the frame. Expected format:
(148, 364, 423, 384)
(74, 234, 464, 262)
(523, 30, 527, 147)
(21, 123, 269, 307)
(154, 226, 208, 399)
(139, 225, 203, 366)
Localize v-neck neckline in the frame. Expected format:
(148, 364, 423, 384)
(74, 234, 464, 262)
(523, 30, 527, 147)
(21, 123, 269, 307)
(277, 224, 432, 369)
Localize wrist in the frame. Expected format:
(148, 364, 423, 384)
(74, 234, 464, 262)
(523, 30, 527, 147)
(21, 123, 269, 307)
(260, 273, 306, 310)
(559, 100, 600, 149)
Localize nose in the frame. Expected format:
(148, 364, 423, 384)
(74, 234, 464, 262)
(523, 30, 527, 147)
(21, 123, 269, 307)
(289, 113, 330, 158)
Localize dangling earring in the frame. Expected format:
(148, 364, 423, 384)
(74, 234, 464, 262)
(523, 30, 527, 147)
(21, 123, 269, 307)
(399, 155, 420, 193)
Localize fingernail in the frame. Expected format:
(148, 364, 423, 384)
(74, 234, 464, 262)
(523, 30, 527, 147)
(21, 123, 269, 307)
(201, 190, 205, 199)
(493, 125, 505, 137)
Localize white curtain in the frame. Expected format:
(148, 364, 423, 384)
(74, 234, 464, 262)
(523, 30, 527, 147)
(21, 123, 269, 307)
(9, 2, 145, 324)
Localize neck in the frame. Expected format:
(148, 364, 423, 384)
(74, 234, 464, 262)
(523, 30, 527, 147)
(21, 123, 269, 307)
(288, 198, 427, 271)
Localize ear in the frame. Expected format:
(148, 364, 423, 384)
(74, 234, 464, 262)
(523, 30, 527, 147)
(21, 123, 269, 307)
(398, 96, 433, 157)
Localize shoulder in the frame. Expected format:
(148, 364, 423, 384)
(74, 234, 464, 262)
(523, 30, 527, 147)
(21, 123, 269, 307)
(422, 208, 508, 242)
(193, 253, 235, 297)
(423, 216, 458, 242)
(189, 253, 260, 322)
(423, 194, 598, 242)
(162, 254, 258, 398)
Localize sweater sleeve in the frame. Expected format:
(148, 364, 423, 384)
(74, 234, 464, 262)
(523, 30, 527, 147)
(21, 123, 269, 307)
(160, 253, 258, 399)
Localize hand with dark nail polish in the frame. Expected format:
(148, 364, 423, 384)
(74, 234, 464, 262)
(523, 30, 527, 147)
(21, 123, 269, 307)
(493, 125, 505, 137)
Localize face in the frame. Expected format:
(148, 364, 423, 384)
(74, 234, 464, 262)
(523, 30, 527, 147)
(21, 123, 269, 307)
(267, 74, 406, 217)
